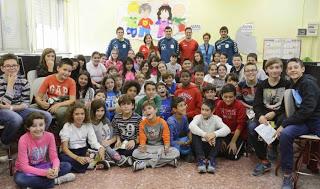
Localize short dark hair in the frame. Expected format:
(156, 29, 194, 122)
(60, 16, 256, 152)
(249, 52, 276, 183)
(180, 69, 192, 77)
(162, 71, 174, 80)
(233, 53, 242, 61)
(58, 58, 73, 67)
(91, 51, 100, 58)
(194, 65, 205, 74)
(225, 73, 239, 83)
(24, 112, 46, 130)
(170, 53, 178, 58)
(136, 52, 144, 59)
(90, 99, 108, 124)
(287, 58, 304, 68)
(247, 53, 258, 61)
(116, 27, 124, 32)
(202, 99, 215, 111)
(122, 80, 141, 94)
(118, 94, 135, 106)
(171, 96, 185, 109)
(244, 62, 257, 71)
(144, 80, 156, 91)
(165, 26, 172, 31)
(203, 33, 211, 39)
(142, 100, 156, 110)
(66, 101, 90, 124)
(220, 52, 228, 59)
(220, 26, 229, 33)
(185, 27, 192, 32)
(203, 83, 216, 93)
(221, 83, 236, 96)
(0, 53, 18, 66)
(217, 64, 227, 72)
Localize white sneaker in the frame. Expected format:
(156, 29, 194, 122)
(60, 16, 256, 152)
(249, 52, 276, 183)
(55, 173, 76, 185)
(132, 160, 146, 172)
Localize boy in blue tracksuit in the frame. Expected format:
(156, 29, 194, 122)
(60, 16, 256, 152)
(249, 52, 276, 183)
(106, 27, 132, 62)
(215, 26, 238, 66)
(199, 33, 215, 66)
(158, 26, 179, 63)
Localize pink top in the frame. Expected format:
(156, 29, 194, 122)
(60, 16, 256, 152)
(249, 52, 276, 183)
(15, 132, 60, 176)
(104, 59, 123, 72)
(124, 71, 135, 81)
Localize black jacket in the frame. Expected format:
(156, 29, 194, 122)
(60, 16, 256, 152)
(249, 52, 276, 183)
(282, 74, 320, 127)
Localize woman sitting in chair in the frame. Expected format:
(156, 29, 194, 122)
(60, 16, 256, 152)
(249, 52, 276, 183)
(274, 58, 320, 189)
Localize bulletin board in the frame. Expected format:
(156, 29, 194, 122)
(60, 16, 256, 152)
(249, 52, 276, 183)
(263, 38, 301, 60)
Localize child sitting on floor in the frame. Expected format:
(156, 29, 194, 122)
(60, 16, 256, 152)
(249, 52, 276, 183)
(189, 99, 231, 173)
(132, 101, 180, 171)
(15, 112, 75, 188)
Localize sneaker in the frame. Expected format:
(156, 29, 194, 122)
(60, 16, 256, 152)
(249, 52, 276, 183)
(126, 156, 133, 166)
(207, 160, 216, 174)
(96, 160, 111, 170)
(55, 173, 76, 185)
(169, 158, 178, 168)
(117, 155, 128, 166)
(252, 162, 272, 176)
(282, 175, 294, 189)
(132, 160, 146, 172)
(197, 159, 206, 174)
(267, 145, 278, 162)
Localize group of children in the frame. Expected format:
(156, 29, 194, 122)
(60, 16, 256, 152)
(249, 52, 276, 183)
(0, 26, 319, 189)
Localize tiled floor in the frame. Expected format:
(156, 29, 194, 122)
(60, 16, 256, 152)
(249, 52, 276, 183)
(1, 155, 319, 189)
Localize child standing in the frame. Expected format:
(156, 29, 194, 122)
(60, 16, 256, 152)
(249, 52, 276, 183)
(15, 112, 75, 188)
(189, 99, 231, 173)
(135, 81, 161, 116)
(122, 57, 136, 81)
(167, 97, 193, 162)
(174, 70, 203, 121)
(132, 101, 180, 171)
(101, 76, 120, 121)
(156, 82, 172, 121)
(59, 102, 105, 173)
(215, 84, 247, 160)
(204, 63, 218, 84)
(249, 58, 289, 176)
(112, 95, 141, 158)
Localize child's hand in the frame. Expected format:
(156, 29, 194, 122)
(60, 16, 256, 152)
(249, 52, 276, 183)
(258, 115, 268, 125)
(273, 126, 283, 139)
(52, 167, 59, 178)
(115, 140, 122, 148)
(227, 141, 237, 155)
(164, 145, 170, 154)
(98, 147, 105, 160)
(126, 140, 135, 150)
(265, 112, 275, 120)
(48, 103, 61, 113)
(46, 169, 56, 179)
(40, 101, 50, 110)
(209, 138, 216, 146)
(138, 145, 146, 153)
(76, 156, 88, 165)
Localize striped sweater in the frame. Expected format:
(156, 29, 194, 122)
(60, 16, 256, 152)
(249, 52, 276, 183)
(0, 75, 30, 105)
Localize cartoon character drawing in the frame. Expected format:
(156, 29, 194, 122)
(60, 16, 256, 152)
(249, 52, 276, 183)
(138, 3, 153, 37)
(155, 4, 172, 38)
(172, 4, 186, 32)
(124, 1, 140, 38)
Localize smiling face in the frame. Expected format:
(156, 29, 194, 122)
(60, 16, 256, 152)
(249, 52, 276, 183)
(126, 86, 138, 99)
(213, 53, 220, 63)
(92, 54, 101, 66)
(116, 29, 124, 39)
(218, 66, 227, 78)
(165, 28, 172, 38)
(126, 62, 133, 71)
(28, 119, 46, 139)
(145, 84, 156, 99)
(286, 61, 304, 82)
(222, 92, 235, 106)
(233, 57, 242, 68)
(219, 29, 228, 38)
(0, 59, 20, 76)
(158, 63, 167, 75)
(204, 90, 216, 100)
(120, 102, 134, 115)
(95, 92, 106, 101)
(105, 78, 115, 91)
(185, 28, 192, 39)
(208, 65, 218, 77)
(143, 105, 157, 120)
(111, 50, 119, 61)
(128, 50, 135, 59)
(57, 64, 72, 81)
(73, 108, 86, 127)
(95, 107, 105, 121)
(164, 75, 173, 86)
(151, 59, 158, 68)
(266, 63, 282, 79)
(194, 72, 204, 84)
(182, 60, 192, 70)
(194, 53, 201, 62)
(145, 35, 152, 45)
(220, 54, 227, 64)
(203, 35, 210, 43)
(244, 64, 257, 81)
(78, 74, 89, 88)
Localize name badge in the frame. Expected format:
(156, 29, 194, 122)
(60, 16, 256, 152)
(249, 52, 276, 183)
(170, 44, 174, 49)
(123, 44, 126, 48)
(225, 44, 229, 48)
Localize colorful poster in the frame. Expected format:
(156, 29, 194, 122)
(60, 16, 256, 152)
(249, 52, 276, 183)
(117, 0, 188, 41)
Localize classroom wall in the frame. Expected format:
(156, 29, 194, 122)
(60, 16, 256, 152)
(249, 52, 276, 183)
(65, 0, 320, 61)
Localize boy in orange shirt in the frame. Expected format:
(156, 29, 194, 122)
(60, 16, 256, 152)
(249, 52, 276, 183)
(132, 101, 180, 171)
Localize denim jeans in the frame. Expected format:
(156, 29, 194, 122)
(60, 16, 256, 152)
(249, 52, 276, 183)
(14, 162, 72, 189)
(280, 118, 320, 174)
(0, 108, 52, 144)
(59, 147, 89, 173)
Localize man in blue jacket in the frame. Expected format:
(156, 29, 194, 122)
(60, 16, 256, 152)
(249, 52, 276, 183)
(215, 26, 238, 66)
(158, 26, 179, 63)
(106, 27, 132, 62)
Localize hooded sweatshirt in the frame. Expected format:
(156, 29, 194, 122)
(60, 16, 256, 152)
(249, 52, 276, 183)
(174, 83, 203, 119)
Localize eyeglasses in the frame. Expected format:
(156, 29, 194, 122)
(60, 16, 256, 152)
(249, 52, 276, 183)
(2, 64, 19, 69)
(244, 69, 257, 73)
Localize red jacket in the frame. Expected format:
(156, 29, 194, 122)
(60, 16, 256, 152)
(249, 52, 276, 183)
(215, 99, 247, 139)
(174, 83, 203, 119)
(179, 39, 199, 64)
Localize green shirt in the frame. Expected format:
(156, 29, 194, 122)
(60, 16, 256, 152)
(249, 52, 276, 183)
(135, 95, 161, 116)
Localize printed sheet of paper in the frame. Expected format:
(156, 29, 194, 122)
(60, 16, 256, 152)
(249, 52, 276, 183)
(254, 124, 277, 145)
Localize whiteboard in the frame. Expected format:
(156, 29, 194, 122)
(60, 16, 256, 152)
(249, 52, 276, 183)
(263, 38, 301, 60)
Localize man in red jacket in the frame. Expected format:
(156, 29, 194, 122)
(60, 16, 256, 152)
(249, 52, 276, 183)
(174, 70, 202, 121)
(179, 27, 199, 64)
